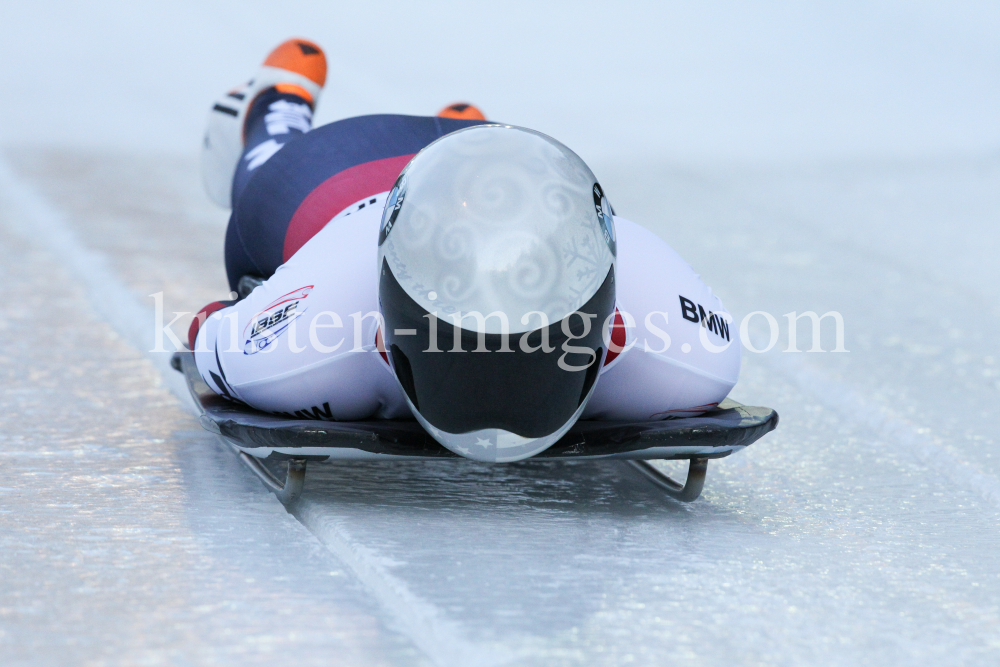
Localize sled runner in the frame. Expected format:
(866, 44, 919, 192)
(171, 350, 778, 503)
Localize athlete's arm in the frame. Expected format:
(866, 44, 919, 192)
(191, 197, 409, 420)
(584, 217, 741, 420)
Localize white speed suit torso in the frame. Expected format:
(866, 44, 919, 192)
(194, 195, 741, 422)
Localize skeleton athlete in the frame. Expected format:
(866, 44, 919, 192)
(190, 38, 740, 462)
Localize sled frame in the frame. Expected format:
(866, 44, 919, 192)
(172, 350, 777, 505)
(237, 451, 307, 504)
(628, 458, 708, 502)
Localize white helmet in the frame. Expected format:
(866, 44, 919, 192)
(378, 125, 617, 462)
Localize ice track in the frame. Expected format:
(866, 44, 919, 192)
(2, 147, 1000, 666)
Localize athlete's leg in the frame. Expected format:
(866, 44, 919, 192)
(224, 86, 315, 289)
(198, 38, 326, 290)
(230, 86, 314, 204)
(201, 38, 326, 207)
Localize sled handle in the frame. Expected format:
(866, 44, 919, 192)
(628, 458, 707, 502)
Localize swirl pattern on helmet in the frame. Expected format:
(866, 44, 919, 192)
(379, 124, 615, 334)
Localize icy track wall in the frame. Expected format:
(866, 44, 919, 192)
(1, 2, 1000, 666)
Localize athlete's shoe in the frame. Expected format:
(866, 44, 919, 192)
(437, 102, 486, 121)
(201, 38, 327, 208)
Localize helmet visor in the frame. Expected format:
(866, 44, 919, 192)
(380, 260, 615, 459)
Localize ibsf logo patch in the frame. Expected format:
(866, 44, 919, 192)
(593, 182, 617, 256)
(242, 286, 313, 355)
